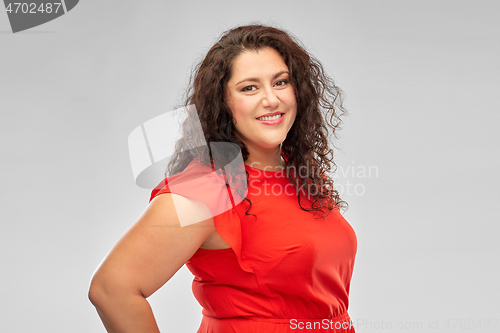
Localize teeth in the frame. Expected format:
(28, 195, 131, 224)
(258, 114, 282, 121)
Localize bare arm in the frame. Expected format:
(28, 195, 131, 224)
(88, 193, 215, 332)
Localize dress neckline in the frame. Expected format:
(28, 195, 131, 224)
(243, 149, 288, 176)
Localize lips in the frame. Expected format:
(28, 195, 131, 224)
(256, 112, 284, 121)
(256, 112, 285, 125)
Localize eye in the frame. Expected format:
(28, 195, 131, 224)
(241, 85, 257, 92)
(275, 80, 288, 87)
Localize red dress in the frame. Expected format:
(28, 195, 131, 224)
(150, 159, 357, 332)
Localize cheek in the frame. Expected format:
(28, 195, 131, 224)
(288, 90, 298, 107)
(286, 93, 297, 117)
(230, 97, 254, 120)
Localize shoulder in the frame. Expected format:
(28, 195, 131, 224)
(150, 158, 233, 224)
(150, 158, 214, 202)
(149, 192, 215, 228)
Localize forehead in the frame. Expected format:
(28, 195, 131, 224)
(229, 47, 288, 80)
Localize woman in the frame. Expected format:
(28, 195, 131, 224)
(89, 24, 357, 332)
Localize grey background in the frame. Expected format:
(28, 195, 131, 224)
(1, 0, 499, 332)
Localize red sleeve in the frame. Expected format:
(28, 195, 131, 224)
(149, 159, 254, 274)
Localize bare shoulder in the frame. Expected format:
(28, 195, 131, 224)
(147, 192, 216, 229)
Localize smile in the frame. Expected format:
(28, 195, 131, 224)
(256, 113, 284, 125)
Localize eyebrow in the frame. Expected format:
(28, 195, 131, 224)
(235, 71, 289, 86)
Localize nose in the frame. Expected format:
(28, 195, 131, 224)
(261, 87, 280, 109)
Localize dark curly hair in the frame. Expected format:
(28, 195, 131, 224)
(167, 24, 348, 217)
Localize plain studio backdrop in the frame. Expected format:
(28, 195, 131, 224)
(1, 1, 499, 332)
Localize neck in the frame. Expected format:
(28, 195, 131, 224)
(244, 144, 284, 171)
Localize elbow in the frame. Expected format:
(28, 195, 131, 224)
(88, 271, 141, 308)
(88, 275, 105, 307)
(88, 271, 115, 308)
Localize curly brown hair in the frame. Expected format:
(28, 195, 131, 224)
(167, 24, 348, 217)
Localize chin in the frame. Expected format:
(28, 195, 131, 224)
(258, 140, 285, 151)
(244, 135, 287, 152)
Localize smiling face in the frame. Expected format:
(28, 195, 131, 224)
(225, 47, 297, 158)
